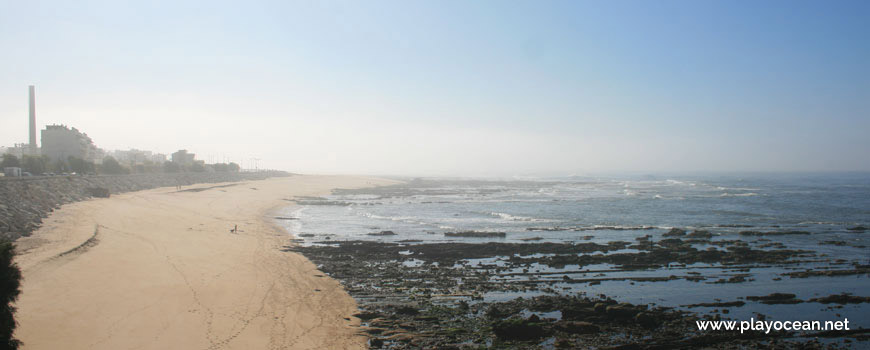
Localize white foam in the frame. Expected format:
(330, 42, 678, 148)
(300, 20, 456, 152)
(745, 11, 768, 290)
(719, 192, 759, 197)
(490, 212, 546, 222)
(277, 207, 305, 236)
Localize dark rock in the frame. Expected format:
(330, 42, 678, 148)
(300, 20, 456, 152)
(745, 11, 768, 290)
(562, 305, 596, 320)
(393, 305, 419, 315)
(86, 187, 110, 198)
(662, 228, 686, 237)
(368, 230, 397, 236)
(684, 301, 745, 308)
(606, 304, 640, 319)
(746, 293, 801, 304)
(486, 304, 519, 319)
(739, 230, 810, 236)
(634, 311, 660, 329)
(353, 311, 382, 320)
(554, 338, 574, 348)
(809, 293, 870, 304)
(444, 231, 506, 238)
(492, 317, 547, 341)
(593, 303, 607, 313)
(686, 230, 713, 238)
(554, 320, 599, 334)
(783, 268, 870, 278)
(526, 227, 570, 232)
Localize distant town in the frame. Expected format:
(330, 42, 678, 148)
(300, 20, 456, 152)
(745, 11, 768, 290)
(2, 86, 253, 177)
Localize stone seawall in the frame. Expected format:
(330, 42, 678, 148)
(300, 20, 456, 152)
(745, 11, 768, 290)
(0, 171, 290, 241)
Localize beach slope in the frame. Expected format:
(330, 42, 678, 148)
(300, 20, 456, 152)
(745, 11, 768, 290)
(14, 175, 396, 350)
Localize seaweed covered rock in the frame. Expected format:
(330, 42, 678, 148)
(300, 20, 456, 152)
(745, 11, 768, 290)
(686, 230, 713, 238)
(554, 320, 599, 334)
(606, 303, 642, 319)
(492, 315, 548, 341)
(746, 293, 800, 304)
(634, 311, 661, 329)
(663, 228, 686, 237)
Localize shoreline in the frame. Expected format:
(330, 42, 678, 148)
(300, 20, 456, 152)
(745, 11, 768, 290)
(14, 175, 398, 349)
(290, 236, 869, 349)
(285, 179, 869, 349)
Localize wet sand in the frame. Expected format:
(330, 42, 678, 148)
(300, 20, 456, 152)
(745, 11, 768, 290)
(14, 175, 398, 350)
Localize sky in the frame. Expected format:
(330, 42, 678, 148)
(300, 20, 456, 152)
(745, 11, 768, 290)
(1, 0, 868, 176)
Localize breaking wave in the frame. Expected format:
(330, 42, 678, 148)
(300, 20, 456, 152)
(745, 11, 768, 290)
(490, 212, 547, 222)
(720, 192, 759, 197)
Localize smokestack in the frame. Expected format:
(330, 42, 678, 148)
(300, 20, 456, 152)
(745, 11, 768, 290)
(29, 85, 37, 153)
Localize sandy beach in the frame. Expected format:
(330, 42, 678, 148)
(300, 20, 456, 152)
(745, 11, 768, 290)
(13, 175, 397, 350)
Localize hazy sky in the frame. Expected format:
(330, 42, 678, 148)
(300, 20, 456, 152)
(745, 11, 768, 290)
(1, 1, 868, 176)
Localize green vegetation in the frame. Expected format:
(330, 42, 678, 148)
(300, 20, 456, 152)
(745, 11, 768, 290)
(130, 160, 163, 174)
(52, 159, 66, 173)
(211, 162, 240, 172)
(100, 156, 128, 175)
(20, 155, 50, 175)
(4, 150, 246, 176)
(0, 155, 19, 169)
(67, 157, 94, 175)
(0, 241, 21, 350)
(191, 161, 206, 173)
(163, 161, 180, 173)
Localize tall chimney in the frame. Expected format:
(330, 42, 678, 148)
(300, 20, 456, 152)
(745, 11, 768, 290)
(29, 85, 36, 154)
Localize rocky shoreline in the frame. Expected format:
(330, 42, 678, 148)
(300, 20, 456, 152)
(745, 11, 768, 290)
(0, 171, 290, 241)
(286, 233, 869, 349)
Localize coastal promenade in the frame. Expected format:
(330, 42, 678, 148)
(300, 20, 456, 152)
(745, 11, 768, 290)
(14, 175, 396, 349)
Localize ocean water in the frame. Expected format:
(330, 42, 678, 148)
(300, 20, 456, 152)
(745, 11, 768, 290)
(278, 173, 870, 327)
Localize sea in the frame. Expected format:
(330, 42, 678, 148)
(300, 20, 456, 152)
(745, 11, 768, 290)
(277, 173, 870, 329)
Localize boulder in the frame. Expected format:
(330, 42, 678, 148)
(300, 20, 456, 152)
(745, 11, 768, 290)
(492, 317, 547, 341)
(662, 228, 686, 237)
(554, 320, 599, 334)
(634, 312, 660, 329)
(87, 187, 111, 198)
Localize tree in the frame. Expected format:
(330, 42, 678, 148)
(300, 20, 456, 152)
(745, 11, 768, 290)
(0, 155, 19, 169)
(209, 163, 241, 172)
(20, 156, 48, 175)
(0, 241, 22, 349)
(140, 160, 160, 173)
(67, 157, 94, 175)
(163, 161, 180, 173)
(52, 159, 67, 173)
(100, 156, 127, 175)
(191, 161, 206, 173)
(212, 163, 228, 172)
